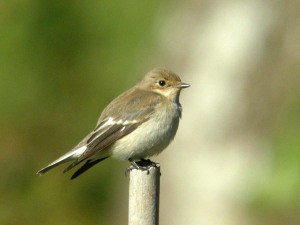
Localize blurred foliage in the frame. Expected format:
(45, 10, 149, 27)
(0, 1, 167, 224)
(249, 88, 300, 224)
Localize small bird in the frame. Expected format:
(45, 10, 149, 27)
(37, 68, 190, 179)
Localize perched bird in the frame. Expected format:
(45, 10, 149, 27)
(37, 68, 190, 179)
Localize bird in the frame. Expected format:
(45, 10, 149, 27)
(37, 68, 190, 179)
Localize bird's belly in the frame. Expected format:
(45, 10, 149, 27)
(110, 112, 179, 160)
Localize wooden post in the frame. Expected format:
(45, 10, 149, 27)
(128, 164, 160, 225)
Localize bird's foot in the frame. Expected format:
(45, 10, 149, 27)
(126, 158, 160, 175)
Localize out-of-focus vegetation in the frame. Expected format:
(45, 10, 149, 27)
(248, 87, 300, 224)
(0, 1, 299, 225)
(0, 1, 166, 224)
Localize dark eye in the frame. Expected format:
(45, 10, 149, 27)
(158, 80, 166, 86)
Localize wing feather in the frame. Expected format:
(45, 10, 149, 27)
(63, 91, 161, 173)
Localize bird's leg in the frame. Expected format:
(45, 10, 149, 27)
(126, 158, 159, 175)
(140, 158, 153, 164)
(131, 158, 158, 169)
(129, 159, 141, 169)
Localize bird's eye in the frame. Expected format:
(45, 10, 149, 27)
(158, 80, 166, 87)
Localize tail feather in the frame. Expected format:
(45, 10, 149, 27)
(36, 146, 87, 175)
(70, 157, 109, 180)
(36, 158, 69, 175)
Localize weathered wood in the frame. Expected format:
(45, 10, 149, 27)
(128, 165, 160, 225)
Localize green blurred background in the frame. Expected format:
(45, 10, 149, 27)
(0, 1, 166, 224)
(1, 1, 299, 225)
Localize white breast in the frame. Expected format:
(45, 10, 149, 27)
(110, 103, 181, 160)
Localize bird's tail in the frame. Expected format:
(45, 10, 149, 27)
(36, 146, 87, 175)
(70, 157, 109, 180)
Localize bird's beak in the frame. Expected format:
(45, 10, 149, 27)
(177, 82, 190, 89)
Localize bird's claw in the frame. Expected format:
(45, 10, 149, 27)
(125, 159, 160, 175)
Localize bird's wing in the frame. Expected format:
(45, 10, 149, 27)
(63, 90, 161, 173)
